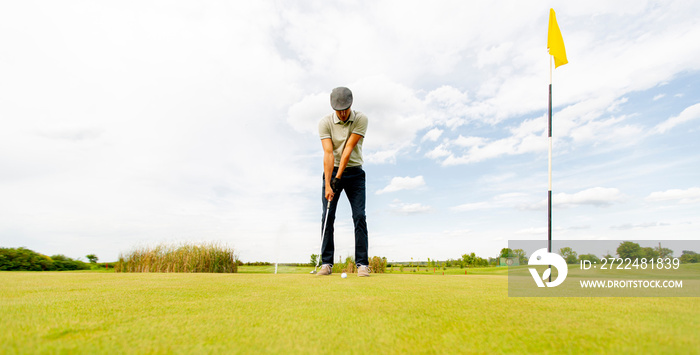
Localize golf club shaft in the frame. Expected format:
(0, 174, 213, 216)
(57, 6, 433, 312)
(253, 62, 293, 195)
(316, 199, 332, 269)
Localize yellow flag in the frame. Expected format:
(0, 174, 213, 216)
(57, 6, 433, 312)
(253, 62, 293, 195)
(547, 8, 568, 68)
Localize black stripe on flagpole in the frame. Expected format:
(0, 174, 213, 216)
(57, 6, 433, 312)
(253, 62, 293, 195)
(549, 84, 553, 138)
(548, 190, 552, 252)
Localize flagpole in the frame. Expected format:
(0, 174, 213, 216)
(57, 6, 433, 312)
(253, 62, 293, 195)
(547, 7, 567, 283)
(548, 55, 553, 282)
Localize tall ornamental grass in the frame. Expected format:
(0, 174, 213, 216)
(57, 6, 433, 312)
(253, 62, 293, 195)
(369, 256, 387, 273)
(116, 242, 238, 273)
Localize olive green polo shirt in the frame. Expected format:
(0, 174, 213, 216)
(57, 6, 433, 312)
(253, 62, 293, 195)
(318, 110, 368, 167)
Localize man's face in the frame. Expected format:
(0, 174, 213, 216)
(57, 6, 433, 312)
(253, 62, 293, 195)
(335, 107, 351, 122)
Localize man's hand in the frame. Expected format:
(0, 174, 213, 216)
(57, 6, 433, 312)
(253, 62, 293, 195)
(330, 177, 341, 194)
(325, 177, 340, 202)
(325, 182, 334, 201)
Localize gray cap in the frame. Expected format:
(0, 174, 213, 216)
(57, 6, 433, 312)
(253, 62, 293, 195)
(330, 87, 353, 111)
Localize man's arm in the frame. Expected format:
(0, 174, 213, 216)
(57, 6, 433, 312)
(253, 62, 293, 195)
(321, 138, 335, 201)
(335, 133, 363, 179)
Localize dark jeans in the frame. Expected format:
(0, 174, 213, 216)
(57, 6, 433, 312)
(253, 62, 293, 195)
(321, 166, 368, 266)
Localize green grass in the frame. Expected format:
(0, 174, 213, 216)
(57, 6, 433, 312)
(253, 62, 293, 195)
(2, 270, 699, 354)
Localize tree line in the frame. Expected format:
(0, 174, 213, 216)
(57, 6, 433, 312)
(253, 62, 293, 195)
(0, 247, 93, 271)
(394, 242, 699, 268)
(551, 242, 697, 265)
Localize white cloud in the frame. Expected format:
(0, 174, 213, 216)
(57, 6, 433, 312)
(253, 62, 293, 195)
(442, 229, 472, 238)
(422, 128, 443, 142)
(364, 148, 401, 165)
(287, 92, 329, 136)
(424, 86, 471, 128)
(425, 144, 451, 160)
(515, 226, 589, 235)
(654, 103, 700, 134)
(441, 134, 542, 166)
(569, 115, 645, 145)
(453, 192, 531, 212)
(389, 202, 432, 215)
(554, 187, 625, 208)
(452, 202, 492, 212)
(454, 135, 487, 147)
(646, 187, 700, 204)
(521, 187, 625, 210)
(515, 227, 548, 235)
(610, 222, 670, 230)
(377, 176, 426, 195)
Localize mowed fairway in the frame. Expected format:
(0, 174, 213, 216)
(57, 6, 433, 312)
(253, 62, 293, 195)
(2, 271, 699, 354)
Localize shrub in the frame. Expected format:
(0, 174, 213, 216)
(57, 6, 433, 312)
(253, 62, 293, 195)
(343, 257, 357, 274)
(332, 256, 356, 273)
(0, 247, 54, 271)
(680, 251, 699, 263)
(309, 254, 319, 267)
(50, 254, 90, 271)
(578, 254, 601, 264)
(116, 242, 238, 273)
(369, 256, 387, 273)
(51, 254, 90, 271)
(244, 261, 272, 266)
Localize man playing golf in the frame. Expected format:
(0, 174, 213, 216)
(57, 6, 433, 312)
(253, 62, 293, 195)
(317, 87, 370, 277)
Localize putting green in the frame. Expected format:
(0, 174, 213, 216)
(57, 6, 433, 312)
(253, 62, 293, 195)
(1, 271, 698, 354)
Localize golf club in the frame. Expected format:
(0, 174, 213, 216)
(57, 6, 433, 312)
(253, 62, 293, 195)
(311, 198, 332, 274)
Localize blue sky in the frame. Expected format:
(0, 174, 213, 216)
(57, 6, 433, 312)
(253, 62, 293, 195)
(1, 1, 699, 263)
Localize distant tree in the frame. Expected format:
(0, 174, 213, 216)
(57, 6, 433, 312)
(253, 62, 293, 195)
(680, 251, 699, 264)
(499, 248, 513, 259)
(50, 255, 89, 271)
(462, 253, 474, 266)
(512, 249, 527, 265)
(655, 246, 674, 259)
(0, 247, 55, 271)
(86, 254, 98, 263)
(310, 254, 318, 266)
(640, 247, 659, 260)
(578, 254, 601, 264)
(461, 252, 489, 268)
(617, 241, 642, 260)
(559, 247, 578, 264)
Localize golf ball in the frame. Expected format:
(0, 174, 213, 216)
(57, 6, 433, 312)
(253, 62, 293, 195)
(341, 273, 347, 278)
